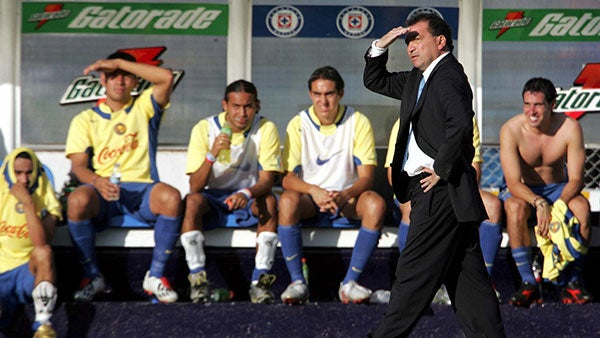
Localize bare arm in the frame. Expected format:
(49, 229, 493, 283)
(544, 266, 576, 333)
(500, 122, 537, 205)
(335, 165, 375, 208)
(224, 170, 276, 211)
(188, 131, 232, 193)
(472, 161, 482, 185)
(10, 183, 57, 246)
(84, 58, 174, 107)
(68, 152, 118, 201)
(559, 119, 585, 203)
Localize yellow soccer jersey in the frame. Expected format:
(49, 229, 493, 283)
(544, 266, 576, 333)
(385, 116, 482, 168)
(0, 148, 62, 273)
(282, 105, 377, 190)
(65, 88, 168, 183)
(186, 112, 282, 189)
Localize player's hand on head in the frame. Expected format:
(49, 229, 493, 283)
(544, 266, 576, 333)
(83, 59, 119, 75)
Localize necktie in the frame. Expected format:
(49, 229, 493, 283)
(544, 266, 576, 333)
(402, 76, 426, 168)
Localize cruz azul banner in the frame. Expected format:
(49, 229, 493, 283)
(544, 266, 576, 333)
(483, 9, 600, 41)
(22, 2, 228, 35)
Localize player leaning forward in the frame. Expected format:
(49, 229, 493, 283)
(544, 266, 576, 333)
(65, 52, 182, 303)
(0, 148, 61, 336)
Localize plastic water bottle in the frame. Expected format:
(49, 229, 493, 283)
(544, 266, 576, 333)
(210, 288, 233, 302)
(370, 289, 391, 304)
(218, 122, 233, 163)
(302, 257, 309, 285)
(109, 163, 121, 201)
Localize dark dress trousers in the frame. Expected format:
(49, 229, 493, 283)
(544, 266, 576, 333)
(364, 49, 505, 338)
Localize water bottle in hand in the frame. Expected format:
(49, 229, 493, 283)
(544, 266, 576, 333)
(218, 122, 233, 163)
(109, 163, 121, 201)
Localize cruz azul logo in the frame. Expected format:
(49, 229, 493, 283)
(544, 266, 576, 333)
(336, 6, 374, 39)
(265, 5, 304, 38)
(60, 46, 184, 105)
(555, 63, 600, 120)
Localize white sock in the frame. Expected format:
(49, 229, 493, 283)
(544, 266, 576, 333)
(32, 281, 57, 324)
(180, 230, 206, 271)
(255, 231, 278, 270)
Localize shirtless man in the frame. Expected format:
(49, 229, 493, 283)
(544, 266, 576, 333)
(500, 77, 592, 306)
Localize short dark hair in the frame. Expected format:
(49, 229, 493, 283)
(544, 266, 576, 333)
(223, 79, 259, 102)
(15, 151, 32, 160)
(107, 51, 136, 62)
(308, 66, 344, 92)
(522, 77, 557, 104)
(406, 13, 454, 53)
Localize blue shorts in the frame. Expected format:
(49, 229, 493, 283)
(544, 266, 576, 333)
(0, 263, 34, 329)
(299, 196, 361, 229)
(499, 182, 566, 227)
(90, 182, 157, 230)
(201, 189, 259, 229)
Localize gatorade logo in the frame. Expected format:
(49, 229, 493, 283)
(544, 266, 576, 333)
(27, 3, 71, 30)
(555, 63, 600, 120)
(489, 11, 532, 38)
(60, 46, 184, 105)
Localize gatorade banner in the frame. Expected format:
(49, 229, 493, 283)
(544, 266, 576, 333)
(21, 2, 228, 35)
(483, 9, 600, 42)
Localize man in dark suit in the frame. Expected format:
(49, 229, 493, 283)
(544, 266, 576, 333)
(363, 13, 505, 337)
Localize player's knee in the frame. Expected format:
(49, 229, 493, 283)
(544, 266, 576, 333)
(278, 191, 300, 216)
(483, 197, 503, 224)
(185, 192, 205, 211)
(67, 186, 95, 219)
(359, 191, 386, 217)
(154, 185, 182, 212)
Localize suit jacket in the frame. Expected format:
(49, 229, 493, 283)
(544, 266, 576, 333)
(364, 49, 486, 223)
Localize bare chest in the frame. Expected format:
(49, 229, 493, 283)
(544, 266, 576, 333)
(518, 134, 566, 168)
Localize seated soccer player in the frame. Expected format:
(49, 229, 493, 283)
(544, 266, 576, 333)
(181, 80, 282, 303)
(0, 148, 61, 336)
(500, 77, 592, 306)
(278, 66, 385, 304)
(65, 51, 182, 303)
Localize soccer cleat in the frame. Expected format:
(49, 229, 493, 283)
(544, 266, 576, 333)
(560, 281, 594, 304)
(74, 275, 105, 301)
(249, 273, 277, 304)
(281, 280, 309, 305)
(33, 322, 57, 338)
(143, 271, 178, 303)
(338, 280, 372, 304)
(509, 282, 542, 307)
(432, 285, 452, 305)
(188, 270, 210, 303)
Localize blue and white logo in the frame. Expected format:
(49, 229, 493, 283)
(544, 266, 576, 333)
(336, 6, 374, 39)
(316, 150, 342, 166)
(266, 5, 304, 38)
